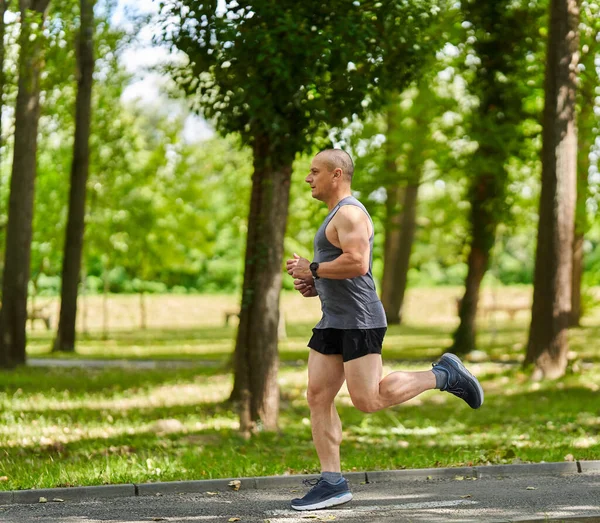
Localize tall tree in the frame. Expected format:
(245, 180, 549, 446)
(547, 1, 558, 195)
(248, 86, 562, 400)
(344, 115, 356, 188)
(161, 0, 440, 435)
(525, 0, 579, 379)
(53, 0, 95, 352)
(570, 1, 599, 327)
(0, 0, 51, 368)
(450, 0, 535, 356)
(379, 79, 453, 324)
(0, 0, 7, 168)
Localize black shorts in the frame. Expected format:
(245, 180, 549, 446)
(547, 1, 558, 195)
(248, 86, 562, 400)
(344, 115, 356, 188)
(308, 327, 387, 362)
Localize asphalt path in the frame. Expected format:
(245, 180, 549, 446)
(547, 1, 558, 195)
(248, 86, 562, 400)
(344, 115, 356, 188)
(2, 471, 599, 523)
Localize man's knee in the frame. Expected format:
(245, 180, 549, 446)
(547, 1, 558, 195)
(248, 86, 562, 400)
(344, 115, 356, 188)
(350, 393, 380, 413)
(307, 385, 336, 410)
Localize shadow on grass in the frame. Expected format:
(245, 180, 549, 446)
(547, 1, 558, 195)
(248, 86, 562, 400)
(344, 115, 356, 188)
(0, 366, 227, 395)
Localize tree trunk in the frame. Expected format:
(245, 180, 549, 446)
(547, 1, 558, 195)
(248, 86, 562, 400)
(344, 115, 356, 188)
(230, 137, 293, 436)
(382, 182, 420, 325)
(54, 0, 95, 352)
(102, 261, 109, 340)
(381, 185, 403, 324)
(569, 23, 596, 328)
(451, 173, 497, 356)
(0, 0, 50, 369)
(139, 291, 147, 330)
(525, 0, 578, 379)
(0, 0, 7, 171)
(381, 95, 403, 324)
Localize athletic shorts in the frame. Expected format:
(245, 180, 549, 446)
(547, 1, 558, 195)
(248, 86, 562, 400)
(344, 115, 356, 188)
(308, 327, 387, 362)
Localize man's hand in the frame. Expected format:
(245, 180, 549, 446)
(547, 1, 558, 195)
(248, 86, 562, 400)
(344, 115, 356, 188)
(294, 278, 317, 297)
(286, 253, 312, 280)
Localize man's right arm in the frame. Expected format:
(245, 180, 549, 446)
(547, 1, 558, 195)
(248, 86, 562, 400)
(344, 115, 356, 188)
(294, 278, 318, 297)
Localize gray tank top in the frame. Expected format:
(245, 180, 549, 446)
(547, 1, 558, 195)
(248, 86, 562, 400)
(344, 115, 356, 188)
(313, 196, 387, 330)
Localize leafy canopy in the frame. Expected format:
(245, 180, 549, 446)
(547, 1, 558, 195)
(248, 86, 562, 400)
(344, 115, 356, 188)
(159, 0, 442, 157)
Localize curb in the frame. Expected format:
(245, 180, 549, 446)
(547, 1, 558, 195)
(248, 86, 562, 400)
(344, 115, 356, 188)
(1, 460, 598, 506)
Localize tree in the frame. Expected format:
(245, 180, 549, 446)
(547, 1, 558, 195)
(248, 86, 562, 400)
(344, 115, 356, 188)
(160, 0, 441, 435)
(53, 0, 95, 352)
(525, 0, 579, 379)
(450, 0, 538, 356)
(379, 80, 455, 324)
(570, 0, 599, 327)
(0, 0, 8, 169)
(0, 0, 51, 368)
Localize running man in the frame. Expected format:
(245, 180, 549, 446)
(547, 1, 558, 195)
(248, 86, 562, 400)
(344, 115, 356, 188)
(286, 149, 483, 511)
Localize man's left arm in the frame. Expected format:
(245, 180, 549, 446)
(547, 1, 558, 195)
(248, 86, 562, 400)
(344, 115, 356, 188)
(291, 206, 370, 280)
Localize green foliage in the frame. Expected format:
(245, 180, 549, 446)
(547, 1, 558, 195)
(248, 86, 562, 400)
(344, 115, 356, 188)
(159, 0, 443, 158)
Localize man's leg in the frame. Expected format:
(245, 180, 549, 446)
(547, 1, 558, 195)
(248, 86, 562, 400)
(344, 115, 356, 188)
(345, 353, 483, 413)
(307, 350, 345, 472)
(291, 350, 352, 511)
(345, 354, 435, 413)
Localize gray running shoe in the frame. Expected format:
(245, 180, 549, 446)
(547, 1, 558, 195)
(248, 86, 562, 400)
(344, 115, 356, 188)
(432, 353, 484, 409)
(291, 477, 352, 511)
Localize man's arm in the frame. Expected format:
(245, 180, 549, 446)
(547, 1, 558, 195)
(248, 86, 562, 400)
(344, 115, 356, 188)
(291, 206, 371, 281)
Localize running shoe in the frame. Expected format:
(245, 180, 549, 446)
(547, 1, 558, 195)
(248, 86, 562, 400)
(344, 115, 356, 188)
(291, 477, 352, 511)
(432, 353, 484, 409)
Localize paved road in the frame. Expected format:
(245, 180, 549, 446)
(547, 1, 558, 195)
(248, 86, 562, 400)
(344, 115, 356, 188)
(2, 472, 599, 522)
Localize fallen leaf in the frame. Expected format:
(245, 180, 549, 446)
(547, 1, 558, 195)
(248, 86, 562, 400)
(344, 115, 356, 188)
(454, 476, 465, 481)
(52, 498, 65, 503)
(228, 480, 241, 491)
(0, 476, 8, 482)
(228, 518, 241, 522)
(151, 518, 166, 522)
(526, 486, 537, 490)
(564, 454, 575, 462)
(460, 494, 472, 499)
(426, 475, 433, 480)
(39, 497, 47, 503)
(206, 491, 218, 496)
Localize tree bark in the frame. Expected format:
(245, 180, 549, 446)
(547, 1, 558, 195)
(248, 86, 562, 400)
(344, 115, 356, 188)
(382, 182, 419, 325)
(525, 0, 578, 379)
(381, 99, 401, 323)
(0, 0, 50, 368)
(230, 137, 293, 436)
(569, 23, 596, 327)
(0, 0, 7, 171)
(451, 172, 498, 356)
(54, 0, 95, 352)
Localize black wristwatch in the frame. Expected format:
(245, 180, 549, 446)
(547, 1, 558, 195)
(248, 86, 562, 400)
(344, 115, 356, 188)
(309, 262, 320, 280)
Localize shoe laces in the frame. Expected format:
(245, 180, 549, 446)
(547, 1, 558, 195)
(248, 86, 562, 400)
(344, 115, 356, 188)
(302, 478, 322, 488)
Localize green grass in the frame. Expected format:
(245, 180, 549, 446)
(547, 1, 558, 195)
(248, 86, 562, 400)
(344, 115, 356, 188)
(2, 317, 600, 491)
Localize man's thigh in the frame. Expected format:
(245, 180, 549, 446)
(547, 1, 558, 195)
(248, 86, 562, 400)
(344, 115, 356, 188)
(308, 350, 345, 400)
(344, 353, 383, 401)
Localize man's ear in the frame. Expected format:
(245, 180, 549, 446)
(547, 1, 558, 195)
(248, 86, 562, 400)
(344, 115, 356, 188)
(333, 168, 343, 179)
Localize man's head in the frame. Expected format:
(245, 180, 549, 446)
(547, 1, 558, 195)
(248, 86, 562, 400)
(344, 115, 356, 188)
(306, 149, 354, 202)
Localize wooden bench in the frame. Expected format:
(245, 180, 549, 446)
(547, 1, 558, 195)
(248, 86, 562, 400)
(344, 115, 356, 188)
(28, 306, 52, 330)
(455, 297, 530, 321)
(224, 309, 287, 339)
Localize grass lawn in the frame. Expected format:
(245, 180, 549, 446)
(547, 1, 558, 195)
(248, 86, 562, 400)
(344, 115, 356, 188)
(1, 288, 599, 491)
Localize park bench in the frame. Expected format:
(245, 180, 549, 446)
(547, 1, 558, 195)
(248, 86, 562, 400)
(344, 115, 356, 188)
(224, 309, 287, 339)
(455, 297, 530, 321)
(0, 302, 52, 330)
(28, 306, 52, 330)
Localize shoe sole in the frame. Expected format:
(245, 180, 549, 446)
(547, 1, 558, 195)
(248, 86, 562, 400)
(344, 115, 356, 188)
(291, 492, 353, 511)
(441, 353, 484, 409)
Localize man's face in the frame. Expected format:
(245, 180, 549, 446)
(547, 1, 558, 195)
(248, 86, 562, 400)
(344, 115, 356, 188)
(306, 156, 333, 201)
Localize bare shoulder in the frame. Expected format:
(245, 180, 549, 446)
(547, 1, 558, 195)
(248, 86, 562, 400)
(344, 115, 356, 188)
(332, 205, 372, 235)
